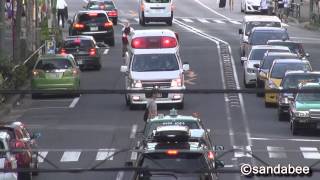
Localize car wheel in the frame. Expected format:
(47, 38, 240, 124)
(291, 121, 299, 135)
(129, 104, 139, 110)
(96, 64, 102, 71)
(176, 101, 184, 109)
(106, 38, 115, 47)
(265, 101, 272, 108)
(166, 19, 173, 26)
(113, 19, 118, 25)
(125, 95, 130, 106)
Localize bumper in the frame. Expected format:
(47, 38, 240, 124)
(80, 31, 114, 42)
(0, 173, 18, 180)
(245, 4, 260, 12)
(144, 11, 172, 18)
(245, 72, 256, 84)
(76, 57, 100, 67)
(265, 92, 278, 104)
(293, 118, 320, 130)
(31, 78, 80, 90)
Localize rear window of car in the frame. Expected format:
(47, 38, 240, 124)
(63, 39, 94, 49)
(140, 153, 207, 170)
(282, 74, 320, 89)
(250, 31, 289, 45)
(87, 1, 115, 10)
(245, 21, 281, 35)
(270, 63, 311, 79)
(145, 121, 200, 136)
(268, 42, 305, 55)
(36, 59, 73, 70)
(145, 0, 171, 3)
(78, 13, 107, 23)
(132, 54, 179, 72)
(261, 56, 297, 69)
(249, 49, 268, 60)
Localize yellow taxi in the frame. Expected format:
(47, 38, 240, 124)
(264, 59, 311, 107)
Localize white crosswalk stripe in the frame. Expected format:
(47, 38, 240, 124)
(213, 20, 225, 24)
(182, 18, 194, 23)
(233, 145, 252, 158)
(96, 149, 116, 161)
(60, 151, 81, 162)
(197, 18, 210, 23)
(37, 151, 48, 163)
(229, 20, 241, 24)
(267, 146, 287, 158)
(300, 147, 320, 159)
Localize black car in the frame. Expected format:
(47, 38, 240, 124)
(68, 10, 115, 46)
(128, 126, 224, 180)
(85, 0, 118, 25)
(267, 40, 310, 59)
(60, 36, 101, 70)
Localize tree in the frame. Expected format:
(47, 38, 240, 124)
(0, 0, 5, 57)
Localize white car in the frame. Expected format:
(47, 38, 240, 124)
(243, 45, 290, 88)
(0, 132, 18, 180)
(241, 0, 261, 13)
(120, 29, 189, 109)
(138, 0, 174, 26)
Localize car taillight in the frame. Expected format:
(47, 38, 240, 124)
(88, 13, 98, 17)
(161, 37, 177, 48)
(73, 23, 85, 29)
(4, 159, 12, 170)
(15, 140, 26, 149)
(72, 69, 78, 76)
(89, 48, 96, 56)
(60, 48, 66, 55)
(104, 21, 113, 28)
(166, 150, 178, 155)
(171, 78, 182, 87)
(108, 10, 117, 17)
(208, 151, 215, 160)
(131, 37, 147, 49)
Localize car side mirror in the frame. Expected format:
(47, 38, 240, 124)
(215, 160, 225, 169)
(120, 66, 128, 73)
(214, 145, 224, 151)
(125, 161, 133, 167)
(183, 63, 190, 71)
(239, 29, 243, 34)
(241, 57, 247, 62)
(253, 64, 260, 68)
(305, 53, 310, 57)
(31, 132, 41, 139)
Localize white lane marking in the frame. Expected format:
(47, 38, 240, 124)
(130, 151, 138, 160)
(229, 20, 241, 25)
(34, 99, 72, 102)
(251, 137, 320, 142)
(38, 151, 48, 163)
(182, 18, 194, 23)
(27, 107, 69, 110)
(130, 124, 138, 139)
(96, 149, 115, 161)
(194, 0, 232, 20)
(214, 20, 225, 24)
(300, 147, 320, 159)
(60, 151, 81, 162)
(103, 49, 109, 54)
(116, 171, 124, 180)
(291, 36, 320, 40)
(233, 146, 252, 158)
(69, 97, 80, 108)
(197, 18, 210, 23)
(267, 146, 287, 159)
(134, 18, 139, 22)
(224, 164, 235, 168)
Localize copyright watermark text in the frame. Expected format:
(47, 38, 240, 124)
(240, 164, 311, 176)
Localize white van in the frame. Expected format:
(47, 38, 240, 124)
(138, 0, 173, 26)
(239, 15, 282, 57)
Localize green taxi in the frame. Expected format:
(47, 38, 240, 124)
(31, 54, 80, 98)
(289, 83, 320, 135)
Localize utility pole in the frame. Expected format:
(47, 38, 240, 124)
(0, 0, 5, 57)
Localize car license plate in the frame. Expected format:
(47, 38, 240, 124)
(77, 60, 83, 65)
(46, 73, 60, 79)
(90, 27, 98, 31)
(156, 93, 162, 98)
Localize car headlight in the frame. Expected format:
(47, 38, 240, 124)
(132, 80, 142, 88)
(171, 78, 182, 87)
(294, 111, 309, 117)
(247, 68, 255, 74)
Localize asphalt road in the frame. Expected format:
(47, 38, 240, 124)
(2, 0, 320, 179)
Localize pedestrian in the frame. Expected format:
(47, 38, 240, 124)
(229, 0, 234, 11)
(283, 0, 290, 22)
(277, 0, 285, 21)
(122, 22, 134, 57)
(260, 0, 269, 15)
(56, 0, 68, 28)
(143, 91, 158, 122)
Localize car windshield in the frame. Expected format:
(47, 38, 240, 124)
(35, 59, 73, 70)
(270, 63, 311, 79)
(268, 42, 305, 55)
(145, 120, 200, 137)
(261, 56, 297, 69)
(132, 54, 179, 72)
(245, 21, 281, 35)
(251, 31, 289, 45)
(87, 1, 115, 10)
(141, 153, 207, 170)
(63, 39, 94, 48)
(78, 13, 107, 23)
(296, 92, 320, 101)
(249, 49, 268, 60)
(282, 74, 320, 89)
(145, 0, 171, 3)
